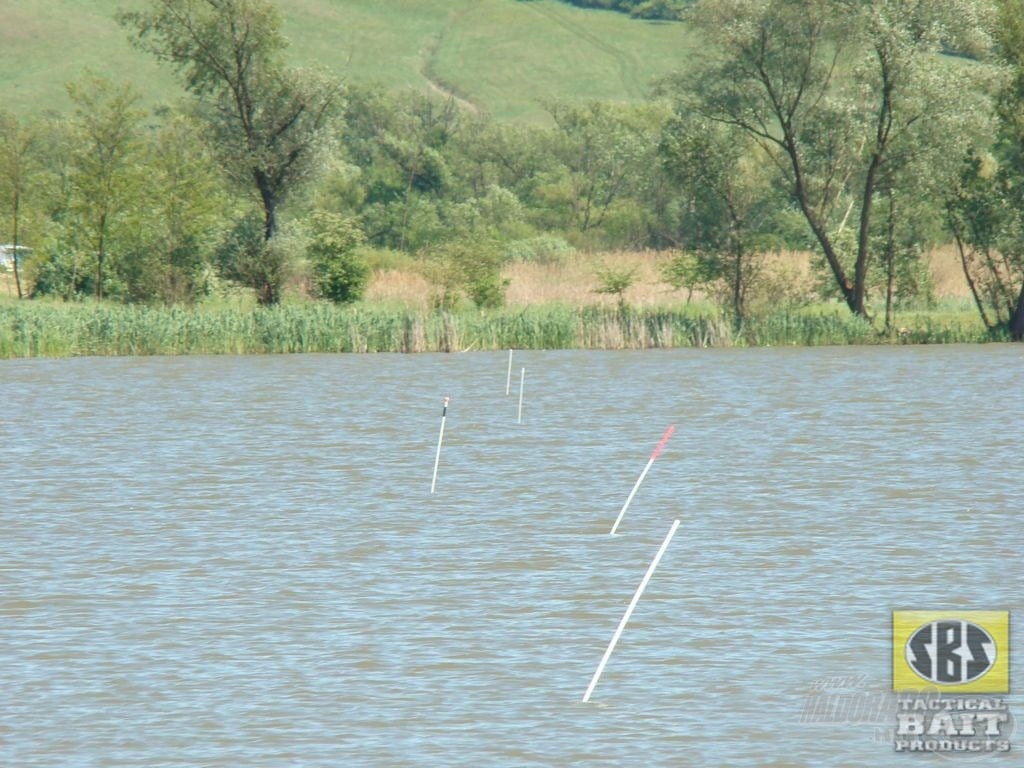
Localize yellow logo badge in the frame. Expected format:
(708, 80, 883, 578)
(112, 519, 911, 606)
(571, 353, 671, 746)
(893, 611, 1009, 693)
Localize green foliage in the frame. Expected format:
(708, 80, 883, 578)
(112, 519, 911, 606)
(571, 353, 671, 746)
(124, 114, 234, 303)
(545, 100, 667, 247)
(65, 72, 147, 300)
(660, 250, 719, 299)
(119, 0, 345, 252)
(2, 0, 1020, 337)
(357, 247, 414, 272)
(503, 235, 576, 264)
(676, 0, 1000, 319)
(341, 88, 460, 251)
(30, 247, 90, 300)
(307, 211, 369, 304)
(421, 237, 508, 310)
(215, 213, 290, 306)
(594, 263, 638, 310)
(659, 114, 782, 320)
(944, 148, 1024, 334)
(0, 111, 42, 298)
(1, 299, 995, 359)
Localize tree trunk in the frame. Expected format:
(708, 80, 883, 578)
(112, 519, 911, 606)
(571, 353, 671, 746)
(254, 170, 281, 306)
(947, 205, 994, 332)
(256, 280, 279, 306)
(12, 191, 23, 299)
(733, 247, 743, 324)
(1009, 284, 1024, 341)
(783, 133, 858, 314)
(855, 153, 882, 317)
(883, 190, 896, 333)
(255, 170, 277, 241)
(96, 212, 107, 301)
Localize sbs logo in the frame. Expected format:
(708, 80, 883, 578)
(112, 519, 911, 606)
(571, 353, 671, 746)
(892, 611, 1009, 693)
(906, 620, 995, 685)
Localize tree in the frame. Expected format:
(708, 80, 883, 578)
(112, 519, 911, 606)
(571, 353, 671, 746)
(119, 0, 345, 303)
(419, 236, 508, 310)
(594, 263, 638, 312)
(945, 151, 1024, 338)
(676, 0, 998, 320)
(938, 0, 1024, 340)
(659, 115, 779, 324)
(122, 114, 235, 303)
(544, 101, 664, 247)
(306, 210, 368, 304)
(340, 87, 461, 252)
(66, 74, 146, 300)
(961, 0, 1024, 339)
(0, 111, 40, 299)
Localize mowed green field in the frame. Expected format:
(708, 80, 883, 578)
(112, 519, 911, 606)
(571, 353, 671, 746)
(0, 0, 696, 122)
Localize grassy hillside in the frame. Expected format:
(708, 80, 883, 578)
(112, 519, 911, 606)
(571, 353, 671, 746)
(0, 0, 695, 122)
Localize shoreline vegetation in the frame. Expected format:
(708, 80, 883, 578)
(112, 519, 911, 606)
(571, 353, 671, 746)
(6, 2, 1023, 353)
(0, 248, 1002, 358)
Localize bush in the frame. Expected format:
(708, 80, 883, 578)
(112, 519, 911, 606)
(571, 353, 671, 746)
(594, 263, 638, 311)
(503, 235, 576, 265)
(307, 211, 369, 304)
(421, 237, 509, 310)
(660, 249, 722, 303)
(214, 213, 290, 305)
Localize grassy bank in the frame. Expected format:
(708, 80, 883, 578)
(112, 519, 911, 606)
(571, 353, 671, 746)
(0, 0, 690, 122)
(0, 300, 997, 359)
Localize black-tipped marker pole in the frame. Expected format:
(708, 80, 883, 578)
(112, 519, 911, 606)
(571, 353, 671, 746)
(430, 396, 449, 494)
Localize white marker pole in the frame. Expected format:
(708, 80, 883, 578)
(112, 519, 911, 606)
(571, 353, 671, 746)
(505, 349, 514, 396)
(517, 367, 525, 424)
(583, 518, 680, 703)
(610, 425, 675, 535)
(430, 396, 449, 494)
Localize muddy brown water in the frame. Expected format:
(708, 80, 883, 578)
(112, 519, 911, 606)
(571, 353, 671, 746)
(2, 346, 1021, 765)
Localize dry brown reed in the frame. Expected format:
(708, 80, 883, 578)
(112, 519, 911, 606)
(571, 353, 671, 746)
(363, 248, 971, 310)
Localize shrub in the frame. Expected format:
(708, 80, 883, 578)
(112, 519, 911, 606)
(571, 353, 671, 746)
(214, 213, 290, 305)
(594, 263, 638, 311)
(307, 211, 369, 304)
(503, 235, 576, 265)
(421, 237, 509, 310)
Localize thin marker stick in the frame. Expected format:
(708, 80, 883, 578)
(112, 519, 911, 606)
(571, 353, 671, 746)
(505, 349, 513, 396)
(517, 367, 525, 424)
(583, 518, 680, 703)
(430, 396, 449, 494)
(609, 424, 675, 535)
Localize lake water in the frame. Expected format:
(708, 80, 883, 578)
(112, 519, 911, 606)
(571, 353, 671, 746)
(2, 346, 1022, 766)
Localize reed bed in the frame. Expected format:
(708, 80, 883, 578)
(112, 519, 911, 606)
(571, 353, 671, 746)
(0, 301, 998, 359)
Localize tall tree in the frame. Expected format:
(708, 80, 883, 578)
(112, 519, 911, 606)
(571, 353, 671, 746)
(544, 101, 663, 246)
(123, 114, 235, 303)
(943, 152, 1018, 335)
(66, 74, 146, 300)
(939, 0, 1024, 340)
(660, 115, 778, 324)
(0, 111, 39, 299)
(118, 0, 344, 303)
(979, 0, 1024, 338)
(674, 0, 998, 320)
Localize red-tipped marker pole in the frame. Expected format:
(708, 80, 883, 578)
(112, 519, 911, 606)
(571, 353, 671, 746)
(609, 424, 675, 535)
(430, 396, 450, 494)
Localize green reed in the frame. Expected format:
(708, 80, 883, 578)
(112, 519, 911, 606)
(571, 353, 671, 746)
(0, 301, 1000, 358)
